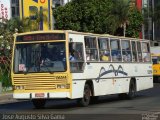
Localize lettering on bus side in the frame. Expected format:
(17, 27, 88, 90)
(55, 76, 67, 80)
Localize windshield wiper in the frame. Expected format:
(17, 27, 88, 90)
(40, 64, 54, 74)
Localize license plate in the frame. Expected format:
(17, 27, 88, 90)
(35, 93, 45, 98)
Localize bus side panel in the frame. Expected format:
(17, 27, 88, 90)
(123, 63, 153, 91)
(136, 77, 153, 91)
(71, 80, 86, 99)
(93, 78, 114, 96)
(93, 78, 130, 96)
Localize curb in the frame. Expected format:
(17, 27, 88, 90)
(0, 92, 16, 104)
(0, 92, 28, 104)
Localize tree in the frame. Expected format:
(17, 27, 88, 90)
(0, 19, 14, 88)
(109, 0, 130, 36)
(6, 8, 48, 33)
(53, 0, 114, 34)
(6, 17, 31, 33)
(53, 0, 143, 37)
(126, 7, 143, 38)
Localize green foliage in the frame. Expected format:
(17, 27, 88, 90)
(53, 0, 114, 34)
(108, 0, 130, 34)
(0, 19, 13, 86)
(53, 0, 143, 37)
(0, 20, 14, 54)
(126, 7, 143, 38)
(5, 8, 48, 33)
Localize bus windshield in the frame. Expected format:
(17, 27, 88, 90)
(14, 42, 66, 73)
(152, 56, 160, 64)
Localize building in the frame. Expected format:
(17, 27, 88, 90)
(142, 0, 160, 46)
(11, 0, 19, 17)
(0, 0, 11, 21)
(142, 0, 153, 43)
(10, 0, 71, 18)
(52, 0, 71, 7)
(153, 0, 160, 46)
(129, 0, 160, 46)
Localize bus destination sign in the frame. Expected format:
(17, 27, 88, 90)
(16, 33, 65, 42)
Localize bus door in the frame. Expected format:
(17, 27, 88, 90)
(69, 42, 84, 73)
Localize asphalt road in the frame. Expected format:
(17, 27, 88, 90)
(0, 83, 160, 120)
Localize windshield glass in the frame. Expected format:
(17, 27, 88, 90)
(152, 56, 160, 64)
(14, 42, 66, 73)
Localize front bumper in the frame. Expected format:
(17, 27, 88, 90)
(13, 92, 70, 99)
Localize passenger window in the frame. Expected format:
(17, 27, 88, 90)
(85, 36, 98, 61)
(142, 42, 151, 62)
(137, 42, 142, 62)
(121, 40, 132, 62)
(98, 38, 110, 61)
(131, 41, 138, 62)
(110, 39, 122, 62)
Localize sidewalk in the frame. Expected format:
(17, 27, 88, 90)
(0, 92, 18, 104)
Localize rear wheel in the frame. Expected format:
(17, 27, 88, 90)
(153, 76, 160, 83)
(118, 93, 127, 100)
(126, 80, 136, 99)
(32, 99, 46, 109)
(78, 84, 91, 107)
(90, 96, 99, 104)
(118, 80, 136, 100)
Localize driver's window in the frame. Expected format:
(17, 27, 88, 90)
(69, 42, 84, 72)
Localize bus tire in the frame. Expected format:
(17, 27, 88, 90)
(78, 84, 91, 107)
(118, 93, 127, 100)
(90, 96, 99, 104)
(32, 99, 46, 109)
(126, 80, 136, 99)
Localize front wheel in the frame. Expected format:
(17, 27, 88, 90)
(77, 84, 91, 107)
(32, 99, 46, 109)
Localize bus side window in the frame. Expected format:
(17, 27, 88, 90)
(121, 40, 132, 62)
(131, 41, 138, 62)
(142, 42, 151, 62)
(98, 37, 110, 61)
(84, 36, 98, 61)
(137, 42, 142, 62)
(110, 39, 122, 62)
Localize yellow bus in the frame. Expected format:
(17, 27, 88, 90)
(152, 53, 160, 82)
(11, 30, 153, 108)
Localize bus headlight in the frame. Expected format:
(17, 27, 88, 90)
(57, 84, 70, 89)
(13, 85, 25, 90)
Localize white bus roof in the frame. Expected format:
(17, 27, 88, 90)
(15, 30, 149, 42)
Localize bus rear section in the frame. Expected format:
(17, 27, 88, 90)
(68, 32, 153, 107)
(11, 31, 73, 108)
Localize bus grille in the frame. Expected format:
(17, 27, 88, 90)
(13, 75, 67, 90)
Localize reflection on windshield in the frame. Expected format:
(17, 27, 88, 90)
(14, 42, 66, 73)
